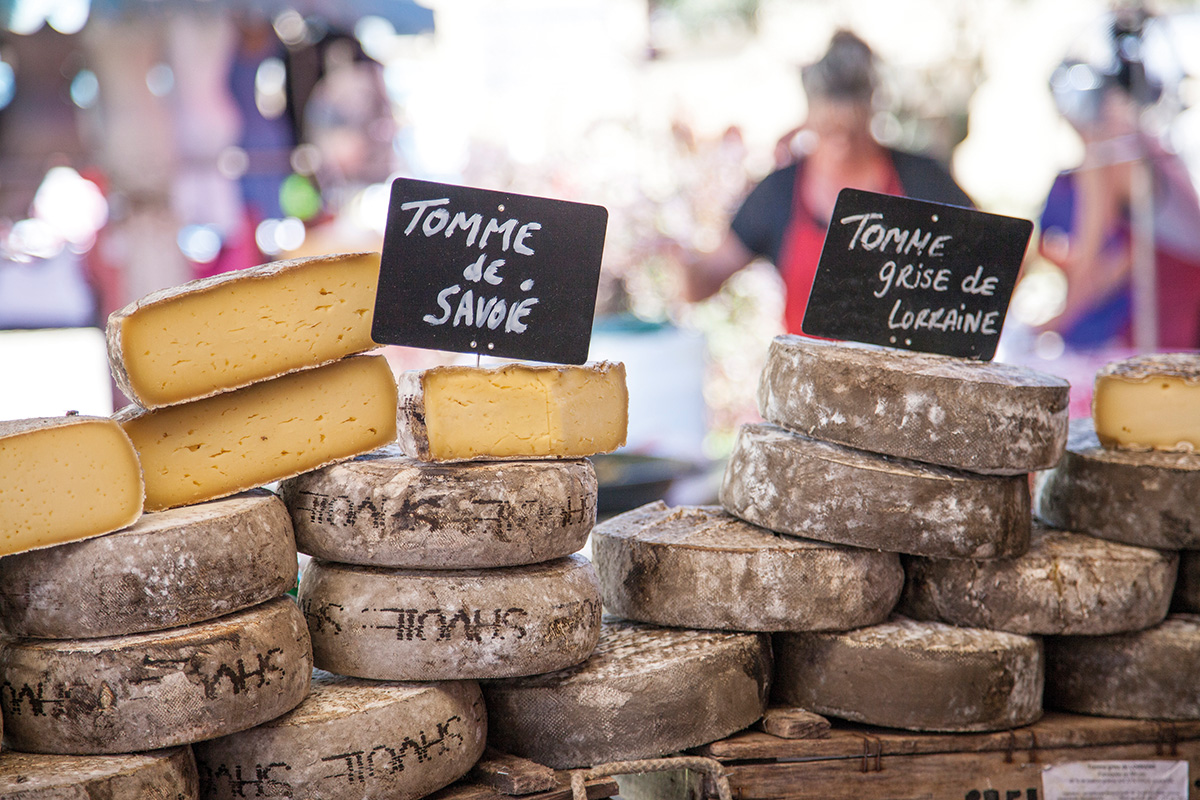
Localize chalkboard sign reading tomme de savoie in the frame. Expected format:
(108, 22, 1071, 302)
(802, 189, 1033, 361)
(372, 178, 608, 364)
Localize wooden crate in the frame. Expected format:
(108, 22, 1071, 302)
(619, 713, 1200, 800)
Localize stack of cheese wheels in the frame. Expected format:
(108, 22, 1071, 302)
(717, 335, 1073, 732)
(1033, 353, 1200, 719)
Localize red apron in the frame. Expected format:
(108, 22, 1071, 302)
(778, 161, 904, 334)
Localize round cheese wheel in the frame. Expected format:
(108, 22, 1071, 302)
(298, 555, 601, 680)
(773, 616, 1044, 732)
(592, 501, 903, 631)
(1045, 614, 1200, 719)
(899, 524, 1178, 635)
(0, 490, 297, 639)
(482, 618, 770, 769)
(756, 336, 1069, 475)
(279, 448, 596, 568)
(1173, 551, 1200, 613)
(0, 596, 312, 754)
(1035, 418, 1200, 549)
(194, 671, 486, 800)
(721, 423, 1031, 559)
(0, 747, 198, 800)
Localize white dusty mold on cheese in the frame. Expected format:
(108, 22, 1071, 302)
(279, 448, 596, 568)
(194, 671, 486, 800)
(773, 616, 1043, 732)
(482, 617, 771, 769)
(721, 422, 1031, 559)
(394, 361, 627, 462)
(0, 596, 312, 754)
(1093, 353, 1200, 452)
(592, 501, 903, 631)
(107, 252, 381, 409)
(1045, 614, 1200, 720)
(298, 554, 601, 680)
(1035, 417, 1200, 549)
(0, 415, 143, 557)
(0, 747, 198, 800)
(756, 336, 1070, 475)
(899, 522, 1178, 635)
(119, 354, 398, 511)
(0, 489, 297, 639)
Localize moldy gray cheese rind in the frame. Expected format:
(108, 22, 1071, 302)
(592, 501, 902, 631)
(0, 747, 198, 800)
(482, 618, 770, 769)
(1035, 418, 1200, 549)
(899, 523, 1178, 635)
(756, 336, 1069, 475)
(280, 447, 595, 568)
(773, 616, 1043, 732)
(722, 422, 1031, 559)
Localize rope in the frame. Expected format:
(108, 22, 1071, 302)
(569, 755, 732, 800)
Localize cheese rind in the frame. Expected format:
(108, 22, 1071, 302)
(0, 596, 313, 754)
(395, 362, 628, 462)
(592, 502, 903, 631)
(120, 354, 398, 511)
(279, 448, 596, 568)
(298, 555, 602, 680)
(0, 490, 297, 639)
(107, 252, 381, 408)
(756, 336, 1070, 475)
(1034, 418, 1200, 549)
(1093, 353, 1200, 451)
(0, 747, 198, 800)
(773, 617, 1044, 732)
(194, 672, 486, 800)
(482, 618, 771, 769)
(899, 524, 1178, 635)
(0, 416, 143, 557)
(721, 422, 1031, 559)
(1045, 614, 1200, 719)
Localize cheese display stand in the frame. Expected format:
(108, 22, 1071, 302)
(4, 215, 1200, 800)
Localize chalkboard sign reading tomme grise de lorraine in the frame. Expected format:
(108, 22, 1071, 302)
(372, 178, 608, 365)
(801, 189, 1033, 361)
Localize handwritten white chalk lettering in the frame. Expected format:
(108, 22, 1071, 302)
(463, 254, 505, 285)
(887, 298, 1000, 335)
(841, 213, 952, 257)
(874, 260, 952, 299)
(399, 197, 542, 255)
(423, 285, 539, 333)
(961, 265, 999, 296)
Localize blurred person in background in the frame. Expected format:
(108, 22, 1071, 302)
(674, 28, 972, 334)
(1037, 13, 1200, 351)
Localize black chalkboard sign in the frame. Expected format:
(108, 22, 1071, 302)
(372, 178, 608, 364)
(801, 189, 1032, 361)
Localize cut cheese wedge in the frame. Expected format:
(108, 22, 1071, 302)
(396, 361, 627, 462)
(120, 355, 397, 511)
(107, 252, 380, 408)
(0, 416, 143, 557)
(1093, 353, 1200, 452)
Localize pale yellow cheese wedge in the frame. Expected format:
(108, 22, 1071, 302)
(0, 416, 143, 556)
(120, 355, 398, 511)
(107, 252, 380, 408)
(396, 361, 628, 462)
(1093, 353, 1200, 452)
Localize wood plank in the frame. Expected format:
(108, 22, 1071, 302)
(757, 707, 831, 740)
(694, 713, 1200, 762)
(718, 738, 1200, 800)
(468, 747, 559, 795)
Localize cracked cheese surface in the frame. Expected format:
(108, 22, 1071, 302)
(0, 417, 143, 556)
(121, 355, 397, 511)
(110, 252, 379, 408)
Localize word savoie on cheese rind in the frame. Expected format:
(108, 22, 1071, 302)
(108, 252, 381, 409)
(119, 355, 398, 512)
(1092, 353, 1200, 452)
(395, 361, 627, 462)
(0, 415, 143, 558)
